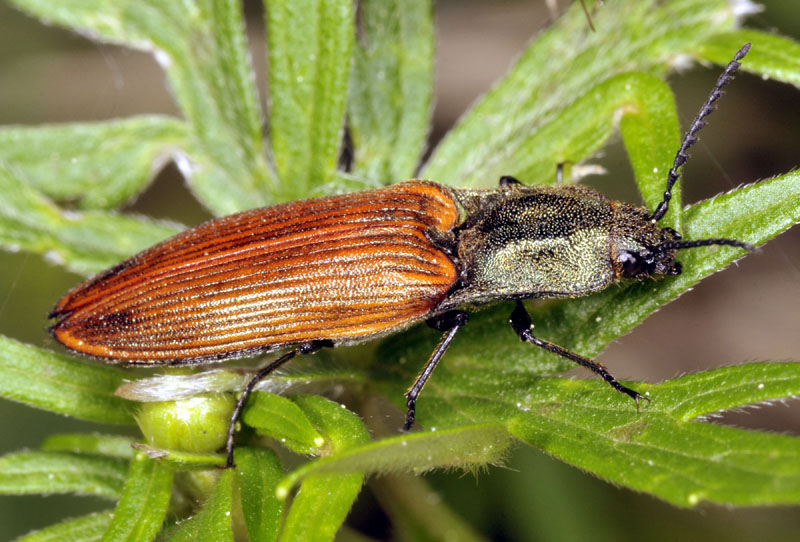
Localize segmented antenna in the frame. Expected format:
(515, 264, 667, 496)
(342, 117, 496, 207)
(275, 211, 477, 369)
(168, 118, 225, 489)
(650, 43, 751, 222)
(660, 238, 755, 252)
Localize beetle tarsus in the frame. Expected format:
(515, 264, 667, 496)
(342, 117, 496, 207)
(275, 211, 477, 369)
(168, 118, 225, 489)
(403, 399, 416, 432)
(510, 300, 645, 407)
(224, 340, 332, 468)
(614, 382, 650, 410)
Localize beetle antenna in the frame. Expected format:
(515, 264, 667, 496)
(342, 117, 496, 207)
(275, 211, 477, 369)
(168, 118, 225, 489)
(660, 238, 755, 252)
(650, 43, 751, 222)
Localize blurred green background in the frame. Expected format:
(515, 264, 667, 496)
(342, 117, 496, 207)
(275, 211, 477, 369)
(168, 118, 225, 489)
(1, 0, 799, 540)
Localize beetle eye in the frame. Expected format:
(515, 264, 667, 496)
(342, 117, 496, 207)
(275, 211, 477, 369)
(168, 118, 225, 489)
(618, 251, 646, 277)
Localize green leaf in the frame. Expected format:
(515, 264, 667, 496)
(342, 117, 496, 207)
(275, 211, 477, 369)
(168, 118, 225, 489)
(421, 0, 739, 186)
(14, 510, 114, 542)
(235, 447, 284, 542)
(695, 29, 800, 87)
(348, 0, 433, 183)
(507, 363, 800, 507)
(266, 0, 354, 197)
(101, 453, 173, 542)
(278, 395, 369, 542)
(167, 469, 234, 542)
(130, 444, 225, 470)
(277, 423, 511, 494)
(650, 362, 800, 420)
(617, 75, 682, 231)
(479, 72, 682, 229)
(0, 336, 135, 424)
(0, 117, 187, 209)
(0, 451, 128, 499)
(370, 475, 484, 542)
(9, 0, 275, 214)
(0, 163, 182, 275)
(41, 434, 137, 459)
(242, 392, 325, 455)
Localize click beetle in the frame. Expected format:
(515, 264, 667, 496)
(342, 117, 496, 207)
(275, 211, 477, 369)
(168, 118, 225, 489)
(50, 44, 753, 467)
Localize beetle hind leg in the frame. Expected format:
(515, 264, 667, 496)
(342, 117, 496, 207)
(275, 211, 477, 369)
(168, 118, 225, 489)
(404, 310, 469, 431)
(509, 300, 647, 407)
(225, 339, 333, 468)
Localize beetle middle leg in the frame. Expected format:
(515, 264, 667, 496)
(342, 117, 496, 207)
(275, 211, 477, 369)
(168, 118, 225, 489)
(225, 339, 333, 467)
(509, 300, 647, 406)
(404, 310, 469, 431)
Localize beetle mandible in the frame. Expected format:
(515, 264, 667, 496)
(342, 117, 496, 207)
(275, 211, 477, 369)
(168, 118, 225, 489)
(50, 44, 753, 468)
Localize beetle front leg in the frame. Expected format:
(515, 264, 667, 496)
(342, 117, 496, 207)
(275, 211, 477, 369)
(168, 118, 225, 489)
(509, 300, 647, 407)
(225, 339, 333, 468)
(404, 310, 469, 431)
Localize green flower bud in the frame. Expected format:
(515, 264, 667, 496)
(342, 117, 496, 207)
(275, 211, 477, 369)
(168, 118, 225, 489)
(136, 393, 236, 453)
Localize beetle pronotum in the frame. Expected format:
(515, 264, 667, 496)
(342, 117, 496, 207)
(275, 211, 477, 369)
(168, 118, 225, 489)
(51, 44, 753, 467)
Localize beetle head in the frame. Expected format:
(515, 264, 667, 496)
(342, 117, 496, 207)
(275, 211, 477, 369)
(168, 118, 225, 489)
(611, 205, 753, 280)
(610, 206, 681, 279)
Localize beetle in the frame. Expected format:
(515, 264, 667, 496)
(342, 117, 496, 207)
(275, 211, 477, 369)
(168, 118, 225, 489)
(50, 45, 753, 467)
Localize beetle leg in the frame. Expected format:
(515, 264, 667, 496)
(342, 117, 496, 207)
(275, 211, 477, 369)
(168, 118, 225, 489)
(225, 339, 333, 468)
(498, 175, 522, 187)
(509, 300, 648, 407)
(555, 163, 564, 185)
(424, 226, 458, 256)
(404, 310, 469, 431)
